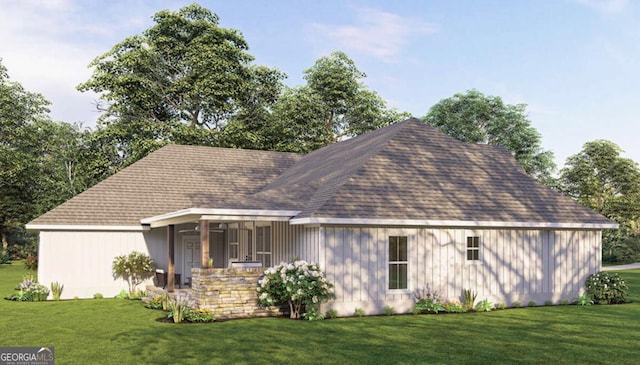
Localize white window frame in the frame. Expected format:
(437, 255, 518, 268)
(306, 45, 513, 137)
(388, 234, 409, 291)
(255, 223, 272, 267)
(466, 236, 480, 262)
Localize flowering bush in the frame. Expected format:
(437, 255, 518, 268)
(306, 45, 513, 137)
(185, 308, 215, 323)
(585, 271, 628, 304)
(112, 251, 155, 294)
(257, 260, 334, 319)
(5, 275, 49, 301)
(443, 301, 467, 313)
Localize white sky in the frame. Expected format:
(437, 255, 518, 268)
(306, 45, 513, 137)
(1, 0, 639, 170)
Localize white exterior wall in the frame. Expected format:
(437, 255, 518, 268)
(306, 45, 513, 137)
(37, 228, 166, 299)
(319, 227, 602, 316)
(271, 222, 320, 265)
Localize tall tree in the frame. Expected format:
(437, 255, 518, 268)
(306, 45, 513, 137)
(268, 51, 409, 152)
(0, 60, 50, 250)
(78, 4, 285, 169)
(559, 140, 640, 263)
(422, 90, 555, 182)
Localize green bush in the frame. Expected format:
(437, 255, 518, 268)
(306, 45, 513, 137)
(585, 271, 628, 304)
(112, 251, 155, 294)
(512, 301, 521, 308)
(0, 250, 10, 264)
(51, 282, 63, 301)
(544, 300, 554, 306)
(414, 298, 446, 314)
(527, 301, 537, 307)
(185, 308, 215, 323)
(302, 306, 325, 321)
(167, 295, 195, 323)
(383, 306, 395, 316)
(24, 255, 38, 271)
(444, 301, 467, 313)
(145, 296, 164, 310)
(94, 293, 104, 299)
(325, 309, 338, 319)
(354, 308, 365, 317)
(463, 289, 477, 311)
(574, 292, 593, 306)
(475, 299, 494, 312)
(5, 275, 49, 301)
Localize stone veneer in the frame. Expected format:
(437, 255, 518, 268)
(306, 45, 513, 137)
(191, 268, 281, 319)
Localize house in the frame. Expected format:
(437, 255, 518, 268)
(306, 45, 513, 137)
(26, 118, 616, 314)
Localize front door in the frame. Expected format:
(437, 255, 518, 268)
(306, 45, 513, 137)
(183, 236, 201, 284)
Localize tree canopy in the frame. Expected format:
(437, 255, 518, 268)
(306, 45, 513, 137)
(422, 89, 555, 182)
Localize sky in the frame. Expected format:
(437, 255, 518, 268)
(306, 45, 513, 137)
(1, 0, 639, 170)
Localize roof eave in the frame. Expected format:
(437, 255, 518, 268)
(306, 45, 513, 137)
(25, 224, 150, 232)
(289, 217, 618, 229)
(141, 208, 302, 228)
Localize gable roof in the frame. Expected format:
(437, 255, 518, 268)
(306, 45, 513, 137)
(28, 118, 616, 230)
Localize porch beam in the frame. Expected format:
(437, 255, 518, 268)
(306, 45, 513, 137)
(167, 224, 175, 292)
(200, 220, 210, 268)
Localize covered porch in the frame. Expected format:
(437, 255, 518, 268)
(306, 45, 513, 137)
(140, 208, 300, 293)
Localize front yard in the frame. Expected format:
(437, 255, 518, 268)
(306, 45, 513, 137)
(2, 262, 640, 364)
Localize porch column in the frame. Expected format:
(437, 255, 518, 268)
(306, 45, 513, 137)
(200, 220, 210, 268)
(167, 224, 175, 292)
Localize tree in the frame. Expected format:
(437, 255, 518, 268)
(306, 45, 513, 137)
(422, 90, 555, 182)
(559, 140, 640, 263)
(0, 59, 51, 252)
(112, 251, 156, 294)
(268, 51, 409, 152)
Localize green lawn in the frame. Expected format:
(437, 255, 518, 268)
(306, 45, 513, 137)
(2, 262, 640, 364)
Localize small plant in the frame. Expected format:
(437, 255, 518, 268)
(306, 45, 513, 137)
(326, 309, 339, 319)
(29, 284, 49, 301)
(354, 308, 365, 317)
(145, 296, 164, 310)
(444, 301, 467, 313)
(414, 284, 445, 314)
(496, 302, 506, 310)
(383, 306, 395, 316)
(585, 271, 628, 304)
(560, 299, 569, 305)
(129, 290, 146, 300)
(18, 274, 37, 290)
(112, 251, 156, 294)
(528, 301, 537, 307)
(161, 292, 171, 311)
(463, 289, 478, 311)
(24, 255, 38, 271)
(475, 299, 494, 312)
(207, 257, 214, 268)
(167, 294, 195, 323)
(94, 293, 104, 299)
(51, 282, 64, 301)
(302, 306, 325, 321)
(185, 308, 215, 323)
(73, 296, 79, 300)
(512, 301, 521, 308)
(574, 292, 593, 306)
(114, 290, 128, 299)
(544, 300, 554, 306)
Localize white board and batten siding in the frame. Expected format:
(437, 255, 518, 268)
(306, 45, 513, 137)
(318, 226, 602, 316)
(38, 228, 166, 299)
(270, 221, 320, 265)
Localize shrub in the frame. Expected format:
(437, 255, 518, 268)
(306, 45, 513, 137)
(528, 301, 537, 307)
(574, 292, 593, 306)
(444, 301, 467, 313)
(463, 289, 477, 311)
(383, 306, 395, 316)
(414, 284, 445, 314)
(326, 309, 338, 319)
(94, 293, 104, 299)
(354, 308, 366, 317)
(114, 290, 128, 299)
(0, 250, 10, 264)
(475, 299, 494, 312)
(302, 306, 325, 321)
(496, 303, 507, 310)
(112, 251, 155, 294)
(145, 296, 164, 310)
(257, 260, 334, 319)
(5, 275, 48, 301)
(185, 308, 215, 323)
(167, 295, 195, 323)
(50, 282, 63, 301)
(24, 255, 38, 271)
(560, 299, 570, 305)
(544, 300, 554, 306)
(585, 271, 628, 304)
(512, 301, 521, 308)
(29, 284, 49, 301)
(129, 290, 146, 300)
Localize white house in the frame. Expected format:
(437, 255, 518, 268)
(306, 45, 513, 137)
(27, 118, 616, 314)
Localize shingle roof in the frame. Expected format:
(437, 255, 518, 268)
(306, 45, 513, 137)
(29, 118, 614, 227)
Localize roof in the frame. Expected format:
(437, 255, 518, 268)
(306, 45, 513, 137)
(28, 118, 616, 229)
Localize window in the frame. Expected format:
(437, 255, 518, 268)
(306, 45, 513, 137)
(388, 236, 408, 290)
(467, 236, 479, 261)
(228, 228, 239, 262)
(256, 225, 271, 267)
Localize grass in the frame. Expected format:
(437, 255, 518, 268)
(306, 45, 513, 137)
(2, 262, 640, 364)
